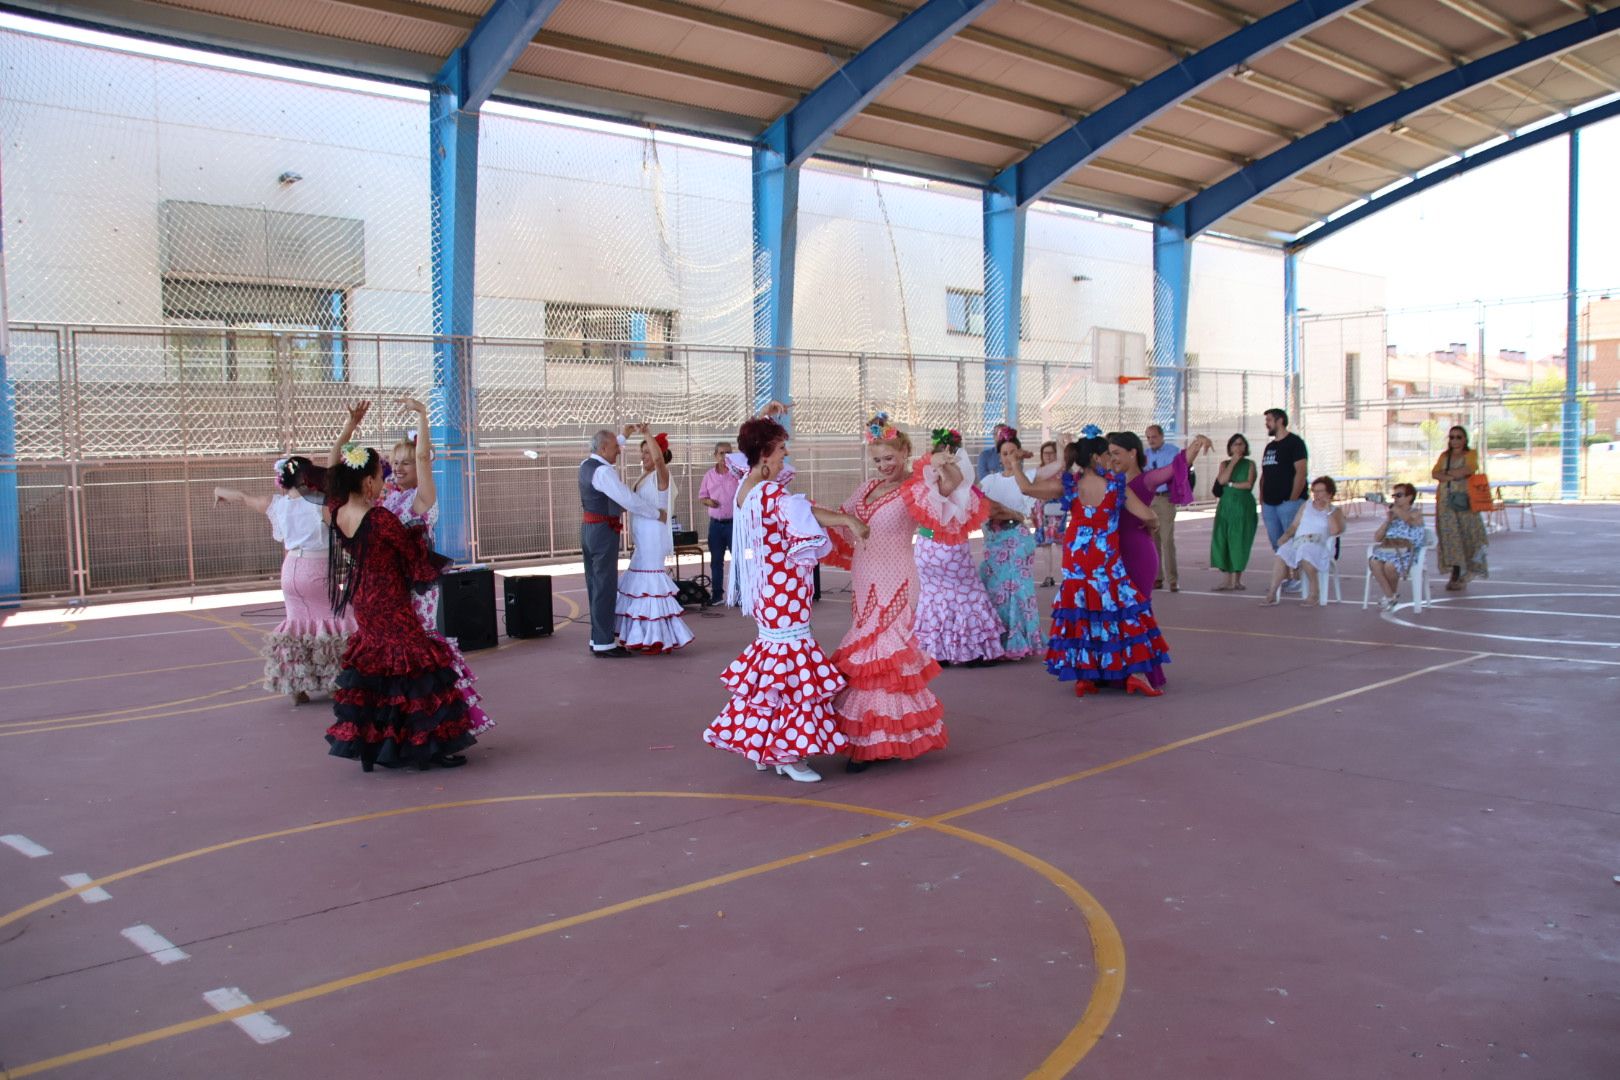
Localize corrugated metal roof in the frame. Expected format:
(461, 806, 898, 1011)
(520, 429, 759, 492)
(17, 0, 1620, 244)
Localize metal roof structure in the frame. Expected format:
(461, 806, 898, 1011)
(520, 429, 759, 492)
(10, 0, 1620, 246)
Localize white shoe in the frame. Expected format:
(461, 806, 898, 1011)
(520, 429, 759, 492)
(754, 761, 769, 771)
(775, 761, 821, 783)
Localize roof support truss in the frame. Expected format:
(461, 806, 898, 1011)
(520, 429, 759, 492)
(1179, 6, 1620, 237)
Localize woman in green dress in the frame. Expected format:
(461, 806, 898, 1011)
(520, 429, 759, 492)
(1210, 433, 1259, 591)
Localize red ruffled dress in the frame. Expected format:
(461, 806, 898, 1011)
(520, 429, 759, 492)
(326, 506, 477, 770)
(824, 475, 950, 763)
(703, 481, 849, 766)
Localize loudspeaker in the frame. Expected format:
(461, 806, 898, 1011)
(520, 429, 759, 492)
(437, 567, 497, 651)
(504, 574, 554, 638)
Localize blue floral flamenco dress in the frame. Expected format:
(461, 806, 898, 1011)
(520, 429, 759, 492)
(1046, 470, 1171, 696)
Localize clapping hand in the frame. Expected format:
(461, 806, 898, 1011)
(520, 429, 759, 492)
(397, 396, 427, 416)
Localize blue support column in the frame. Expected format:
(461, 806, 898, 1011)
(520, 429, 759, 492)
(751, 137, 798, 413)
(1284, 247, 1300, 424)
(0, 160, 16, 607)
(1152, 206, 1190, 438)
(982, 181, 1024, 433)
(1563, 130, 1581, 501)
(429, 70, 478, 561)
(328, 290, 346, 383)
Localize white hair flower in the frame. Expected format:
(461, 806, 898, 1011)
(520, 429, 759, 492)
(340, 443, 370, 469)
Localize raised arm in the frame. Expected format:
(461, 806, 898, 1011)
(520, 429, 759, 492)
(592, 461, 665, 522)
(213, 486, 272, 515)
(931, 450, 965, 498)
(329, 400, 370, 467)
(1013, 469, 1064, 502)
(400, 397, 435, 516)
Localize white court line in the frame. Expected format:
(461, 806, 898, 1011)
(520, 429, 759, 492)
(1384, 592, 1620, 649)
(59, 873, 112, 903)
(202, 987, 292, 1044)
(120, 924, 190, 965)
(1422, 606, 1620, 620)
(0, 625, 237, 651)
(0, 834, 52, 858)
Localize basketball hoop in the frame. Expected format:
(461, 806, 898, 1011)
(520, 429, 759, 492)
(1091, 327, 1148, 386)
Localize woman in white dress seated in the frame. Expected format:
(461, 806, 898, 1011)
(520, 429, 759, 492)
(1261, 476, 1345, 606)
(615, 425, 695, 653)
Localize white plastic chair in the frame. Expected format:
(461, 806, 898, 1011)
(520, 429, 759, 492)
(1361, 527, 1436, 613)
(1318, 539, 1342, 607)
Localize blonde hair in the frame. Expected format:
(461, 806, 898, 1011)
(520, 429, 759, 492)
(391, 437, 432, 462)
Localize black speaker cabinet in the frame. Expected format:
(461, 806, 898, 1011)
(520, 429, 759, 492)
(504, 574, 554, 638)
(437, 567, 497, 651)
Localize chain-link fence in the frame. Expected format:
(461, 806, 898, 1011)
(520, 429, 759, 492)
(1298, 293, 1620, 500)
(9, 322, 1282, 600)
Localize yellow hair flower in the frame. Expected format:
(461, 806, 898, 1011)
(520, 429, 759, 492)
(340, 443, 370, 469)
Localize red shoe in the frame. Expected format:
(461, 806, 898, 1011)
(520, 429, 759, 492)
(1124, 674, 1163, 697)
(1073, 679, 1098, 698)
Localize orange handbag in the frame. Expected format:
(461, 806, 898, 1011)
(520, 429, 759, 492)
(1466, 473, 1493, 512)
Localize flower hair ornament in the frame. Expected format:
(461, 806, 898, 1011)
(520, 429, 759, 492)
(1081, 423, 1104, 439)
(340, 443, 371, 469)
(653, 432, 670, 455)
(930, 428, 963, 451)
(273, 456, 291, 486)
(865, 412, 901, 444)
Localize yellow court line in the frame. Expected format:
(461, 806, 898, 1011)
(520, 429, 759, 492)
(0, 695, 284, 738)
(936, 653, 1486, 824)
(0, 656, 260, 692)
(0, 680, 265, 731)
(3, 792, 1122, 1080)
(181, 611, 265, 657)
(1, 652, 1494, 1078)
(0, 622, 78, 645)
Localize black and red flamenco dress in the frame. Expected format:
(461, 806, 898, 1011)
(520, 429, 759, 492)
(327, 507, 477, 771)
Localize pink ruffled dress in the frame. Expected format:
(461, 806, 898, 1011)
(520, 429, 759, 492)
(823, 469, 951, 763)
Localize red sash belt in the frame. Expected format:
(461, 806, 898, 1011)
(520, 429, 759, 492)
(582, 511, 623, 533)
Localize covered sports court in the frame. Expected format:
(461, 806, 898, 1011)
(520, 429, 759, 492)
(2, 1, 1619, 1077)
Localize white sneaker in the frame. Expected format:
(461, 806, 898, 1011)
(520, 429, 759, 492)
(754, 761, 769, 771)
(775, 761, 821, 783)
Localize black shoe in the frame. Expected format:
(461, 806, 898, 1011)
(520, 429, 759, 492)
(592, 646, 633, 658)
(846, 758, 871, 774)
(427, 753, 468, 769)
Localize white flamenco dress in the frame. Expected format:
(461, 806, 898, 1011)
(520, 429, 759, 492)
(614, 472, 695, 653)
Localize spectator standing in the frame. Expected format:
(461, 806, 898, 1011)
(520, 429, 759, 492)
(698, 440, 739, 605)
(1144, 424, 1182, 591)
(1259, 409, 1309, 591)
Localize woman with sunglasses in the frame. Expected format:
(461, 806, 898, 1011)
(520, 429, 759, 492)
(1430, 425, 1488, 591)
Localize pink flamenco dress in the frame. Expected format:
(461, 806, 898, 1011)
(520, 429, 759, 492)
(909, 452, 1003, 664)
(1047, 470, 1172, 692)
(823, 472, 950, 764)
(379, 486, 494, 734)
(703, 479, 849, 767)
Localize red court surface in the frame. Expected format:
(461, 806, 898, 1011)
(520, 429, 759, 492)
(2, 503, 1617, 1079)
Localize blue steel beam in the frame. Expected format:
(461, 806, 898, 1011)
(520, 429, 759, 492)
(1152, 205, 1191, 438)
(1283, 247, 1300, 424)
(1289, 96, 1620, 252)
(428, 0, 563, 559)
(752, 0, 997, 411)
(1182, 6, 1620, 238)
(451, 0, 565, 111)
(1000, 0, 1367, 209)
(982, 179, 1024, 432)
(1563, 130, 1581, 501)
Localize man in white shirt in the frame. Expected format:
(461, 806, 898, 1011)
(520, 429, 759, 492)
(1144, 424, 1181, 592)
(579, 429, 665, 657)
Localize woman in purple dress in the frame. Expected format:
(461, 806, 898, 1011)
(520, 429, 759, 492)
(1105, 430, 1211, 602)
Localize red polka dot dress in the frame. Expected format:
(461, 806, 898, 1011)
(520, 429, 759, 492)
(703, 481, 849, 766)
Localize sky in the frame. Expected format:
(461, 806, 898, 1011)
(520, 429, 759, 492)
(2, 10, 1616, 359)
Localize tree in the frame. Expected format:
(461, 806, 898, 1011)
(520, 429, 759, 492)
(1506, 373, 1592, 436)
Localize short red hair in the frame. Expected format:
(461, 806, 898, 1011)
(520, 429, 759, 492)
(737, 417, 787, 466)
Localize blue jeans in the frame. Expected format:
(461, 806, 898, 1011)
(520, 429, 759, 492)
(707, 518, 733, 600)
(1262, 499, 1304, 552)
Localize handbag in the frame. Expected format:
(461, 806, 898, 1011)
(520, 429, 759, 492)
(1211, 479, 1225, 498)
(1466, 473, 1493, 512)
(1445, 489, 1471, 512)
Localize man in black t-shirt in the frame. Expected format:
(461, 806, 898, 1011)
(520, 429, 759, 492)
(1259, 408, 1308, 554)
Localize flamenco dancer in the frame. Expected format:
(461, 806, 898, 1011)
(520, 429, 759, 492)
(213, 455, 354, 704)
(703, 407, 868, 782)
(324, 443, 477, 771)
(331, 399, 493, 734)
(1013, 432, 1171, 699)
(910, 427, 1003, 666)
(975, 433, 1043, 659)
(823, 415, 954, 771)
(614, 425, 694, 653)
(1104, 430, 1211, 604)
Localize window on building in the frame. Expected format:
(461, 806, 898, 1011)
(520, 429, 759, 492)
(162, 281, 348, 382)
(543, 304, 677, 362)
(946, 289, 1030, 339)
(1344, 352, 1360, 419)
